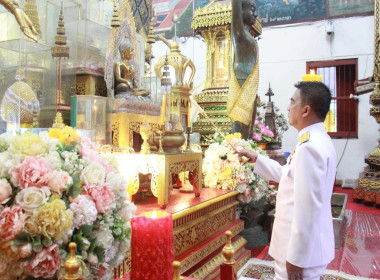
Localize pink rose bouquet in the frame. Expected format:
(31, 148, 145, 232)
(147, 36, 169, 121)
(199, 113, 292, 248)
(0, 128, 136, 279)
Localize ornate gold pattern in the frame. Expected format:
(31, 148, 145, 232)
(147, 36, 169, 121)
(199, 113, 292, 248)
(113, 192, 241, 277)
(51, 5, 69, 59)
(169, 161, 199, 188)
(154, 36, 195, 90)
(174, 203, 238, 256)
(227, 60, 259, 125)
(192, 1, 231, 30)
(117, 152, 202, 208)
(112, 113, 161, 149)
(192, 1, 262, 37)
(178, 220, 244, 274)
(195, 88, 229, 103)
(24, 0, 41, 39)
(189, 236, 247, 279)
(173, 192, 238, 226)
(356, 0, 380, 207)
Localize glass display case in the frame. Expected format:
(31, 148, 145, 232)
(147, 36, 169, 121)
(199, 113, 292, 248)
(143, 76, 162, 103)
(0, 0, 81, 133)
(70, 95, 112, 145)
(0, 0, 115, 133)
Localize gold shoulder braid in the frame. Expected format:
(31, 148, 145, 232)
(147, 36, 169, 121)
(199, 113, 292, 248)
(227, 60, 259, 126)
(300, 132, 310, 145)
(288, 132, 310, 164)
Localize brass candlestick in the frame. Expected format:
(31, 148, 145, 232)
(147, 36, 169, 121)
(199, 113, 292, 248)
(140, 124, 151, 154)
(184, 126, 192, 153)
(157, 130, 165, 153)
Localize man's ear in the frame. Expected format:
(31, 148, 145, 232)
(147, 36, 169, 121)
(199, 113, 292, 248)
(302, 105, 311, 117)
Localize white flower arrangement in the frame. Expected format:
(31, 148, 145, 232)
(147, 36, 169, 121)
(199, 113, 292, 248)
(203, 133, 271, 206)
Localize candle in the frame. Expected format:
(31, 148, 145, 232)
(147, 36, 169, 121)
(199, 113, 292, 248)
(187, 101, 191, 128)
(161, 93, 166, 125)
(302, 69, 323, 82)
(171, 94, 174, 122)
(131, 210, 174, 280)
(168, 93, 171, 123)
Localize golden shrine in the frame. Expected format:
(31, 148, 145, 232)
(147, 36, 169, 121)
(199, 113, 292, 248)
(0, 0, 250, 279)
(191, 0, 262, 151)
(355, 0, 380, 207)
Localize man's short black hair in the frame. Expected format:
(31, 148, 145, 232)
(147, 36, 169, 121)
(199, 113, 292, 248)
(294, 81, 332, 120)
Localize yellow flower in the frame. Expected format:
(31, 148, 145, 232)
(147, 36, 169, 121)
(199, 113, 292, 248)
(233, 133, 242, 139)
(34, 199, 72, 240)
(48, 126, 80, 144)
(48, 128, 68, 143)
(62, 126, 80, 144)
(219, 166, 232, 181)
(225, 133, 242, 141)
(225, 134, 234, 141)
(10, 132, 45, 158)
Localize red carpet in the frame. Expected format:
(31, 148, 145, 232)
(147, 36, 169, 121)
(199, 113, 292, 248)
(253, 187, 380, 279)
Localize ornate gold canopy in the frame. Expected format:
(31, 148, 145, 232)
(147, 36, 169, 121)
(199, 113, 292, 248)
(191, 0, 262, 37)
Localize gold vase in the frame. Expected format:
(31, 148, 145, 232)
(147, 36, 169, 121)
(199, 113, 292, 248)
(153, 130, 186, 153)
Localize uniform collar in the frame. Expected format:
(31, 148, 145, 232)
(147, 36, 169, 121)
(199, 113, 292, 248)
(298, 122, 325, 141)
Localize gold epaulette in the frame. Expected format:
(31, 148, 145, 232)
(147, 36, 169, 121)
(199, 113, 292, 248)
(300, 132, 310, 144)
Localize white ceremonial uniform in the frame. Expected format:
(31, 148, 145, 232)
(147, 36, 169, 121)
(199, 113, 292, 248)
(254, 122, 337, 280)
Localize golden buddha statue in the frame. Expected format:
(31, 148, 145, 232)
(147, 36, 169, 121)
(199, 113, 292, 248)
(114, 38, 149, 97)
(0, 69, 40, 128)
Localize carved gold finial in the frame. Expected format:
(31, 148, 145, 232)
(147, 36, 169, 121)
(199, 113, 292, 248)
(51, 3, 69, 59)
(64, 242, 80, 280)
(110, 0, 120, 28)
(222, 231, 235, 265)
(161, 55, 172, 87)
(154, 36, 195, 90)
(172, 260, 183, 280)
(147, 19, 156, 44)
(52, 111, 65, 129)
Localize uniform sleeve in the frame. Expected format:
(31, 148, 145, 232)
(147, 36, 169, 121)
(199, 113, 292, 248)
(253, 154, 283, 182)
(287, 144, 326, 267)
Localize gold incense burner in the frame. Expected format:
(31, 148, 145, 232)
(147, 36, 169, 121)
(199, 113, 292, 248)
(153, 130, 186, 153)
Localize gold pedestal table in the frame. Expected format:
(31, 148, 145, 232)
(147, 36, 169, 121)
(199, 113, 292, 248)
(121, 152, 202, 208)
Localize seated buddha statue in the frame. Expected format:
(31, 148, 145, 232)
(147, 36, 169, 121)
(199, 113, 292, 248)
(114, 39, 149, 97)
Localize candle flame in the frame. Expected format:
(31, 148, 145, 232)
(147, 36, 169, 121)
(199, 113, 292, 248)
(310, 69, 315, 75)
(152, 210, 157, 218)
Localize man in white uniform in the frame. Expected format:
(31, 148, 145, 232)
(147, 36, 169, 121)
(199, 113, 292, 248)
(238, 81, 337, 280)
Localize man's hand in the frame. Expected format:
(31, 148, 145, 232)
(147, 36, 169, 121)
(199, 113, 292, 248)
(286, 261, 303, 280)
(236, 149, 258, 163)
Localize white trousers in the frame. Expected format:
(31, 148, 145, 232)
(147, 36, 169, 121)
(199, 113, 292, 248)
(274, 260, 327, 280)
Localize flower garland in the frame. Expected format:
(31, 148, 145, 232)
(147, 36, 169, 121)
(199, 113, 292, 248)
(0, 127, 136, 279)
(203, 133, 271, 206)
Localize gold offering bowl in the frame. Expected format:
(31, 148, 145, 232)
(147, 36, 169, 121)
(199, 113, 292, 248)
(153, 130, 186, 153)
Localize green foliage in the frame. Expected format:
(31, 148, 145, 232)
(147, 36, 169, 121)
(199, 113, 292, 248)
(66, 174, 82, 198)
(14, 231, 33, 245)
